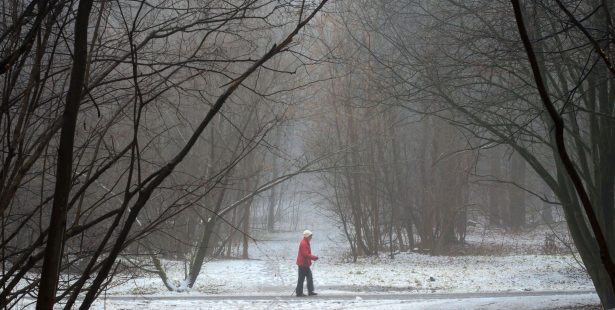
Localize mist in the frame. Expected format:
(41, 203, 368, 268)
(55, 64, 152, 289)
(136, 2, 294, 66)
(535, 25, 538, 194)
(0, 0, 611, 309)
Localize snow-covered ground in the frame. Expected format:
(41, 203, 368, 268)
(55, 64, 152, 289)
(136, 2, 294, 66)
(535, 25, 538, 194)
(83, 293, 599, 310)
(20, 209, 601, 309)
(103, 213, 593, 299)
(106, 233, 591, 296)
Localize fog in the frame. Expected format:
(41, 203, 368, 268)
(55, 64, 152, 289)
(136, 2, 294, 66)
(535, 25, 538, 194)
(0, 0, 612, 308)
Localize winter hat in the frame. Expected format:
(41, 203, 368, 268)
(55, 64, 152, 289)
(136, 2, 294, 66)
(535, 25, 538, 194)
(303, 230, 313, 237)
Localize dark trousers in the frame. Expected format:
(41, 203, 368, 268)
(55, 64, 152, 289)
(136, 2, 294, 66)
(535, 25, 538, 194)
(295, 266, 314, 295)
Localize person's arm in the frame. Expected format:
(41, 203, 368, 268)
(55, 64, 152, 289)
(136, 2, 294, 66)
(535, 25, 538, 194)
(300, 241, 318, 261)
(309, 248, 318, 261)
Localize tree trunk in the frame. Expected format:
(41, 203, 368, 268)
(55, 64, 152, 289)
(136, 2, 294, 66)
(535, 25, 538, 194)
(187, 188, 226, 288)
(512, 2, 615, 305)
(267, 132, 280, 232)
(36, 0, 93, 308)
(488, 149, 503, 226)
(508, 150, 526, 231)
(541, 183, 554, 224)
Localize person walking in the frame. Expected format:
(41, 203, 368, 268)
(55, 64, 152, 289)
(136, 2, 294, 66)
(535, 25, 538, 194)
(295, 230, 318, 296)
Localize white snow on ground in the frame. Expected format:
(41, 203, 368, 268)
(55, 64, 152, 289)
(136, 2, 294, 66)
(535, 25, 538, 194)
(71, 293, 599, 310)
(110, 249, 590, 296)
(18, 209, 597, 309)
(104, 217, 593, 298)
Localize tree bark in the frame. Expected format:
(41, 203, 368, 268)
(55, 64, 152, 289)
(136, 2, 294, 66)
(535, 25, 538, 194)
(36, 0, 93, 308)
(488, 149, 502, 226)
(511, 0, 615, 306)
(187, 187, 226, 288)
(508, 151, 526, 231)
(266, 149, 279, 232)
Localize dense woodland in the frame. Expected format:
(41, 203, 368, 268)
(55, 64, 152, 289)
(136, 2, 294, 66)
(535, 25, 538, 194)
(1, 0, 614, 309)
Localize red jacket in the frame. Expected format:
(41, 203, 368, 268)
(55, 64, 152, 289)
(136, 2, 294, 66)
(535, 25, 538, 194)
(296, 238, 317, 267)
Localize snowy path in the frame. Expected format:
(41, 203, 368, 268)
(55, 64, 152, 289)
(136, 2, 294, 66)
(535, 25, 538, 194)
(97, 289, 597, 301)
(62, 212, 598, 309)
(71, 290, 599, 309)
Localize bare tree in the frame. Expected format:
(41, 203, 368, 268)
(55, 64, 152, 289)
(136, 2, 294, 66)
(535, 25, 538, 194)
(37, 0, 93, 308)
(340, 0, 615, 306)
(302, 9, 475, 257)
(0, 0, 330, 308)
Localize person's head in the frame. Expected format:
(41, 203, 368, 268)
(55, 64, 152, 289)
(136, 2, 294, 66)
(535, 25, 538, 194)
(303, 230, 313, 240)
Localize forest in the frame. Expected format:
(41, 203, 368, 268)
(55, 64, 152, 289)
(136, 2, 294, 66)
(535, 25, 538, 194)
(0, 0, 614, 309)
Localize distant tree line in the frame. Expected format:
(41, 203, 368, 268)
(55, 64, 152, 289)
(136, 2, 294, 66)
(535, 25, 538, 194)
(309, 0, 615, 307)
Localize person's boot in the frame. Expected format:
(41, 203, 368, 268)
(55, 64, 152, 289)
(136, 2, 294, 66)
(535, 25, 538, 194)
(308, 292, 318, 296)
